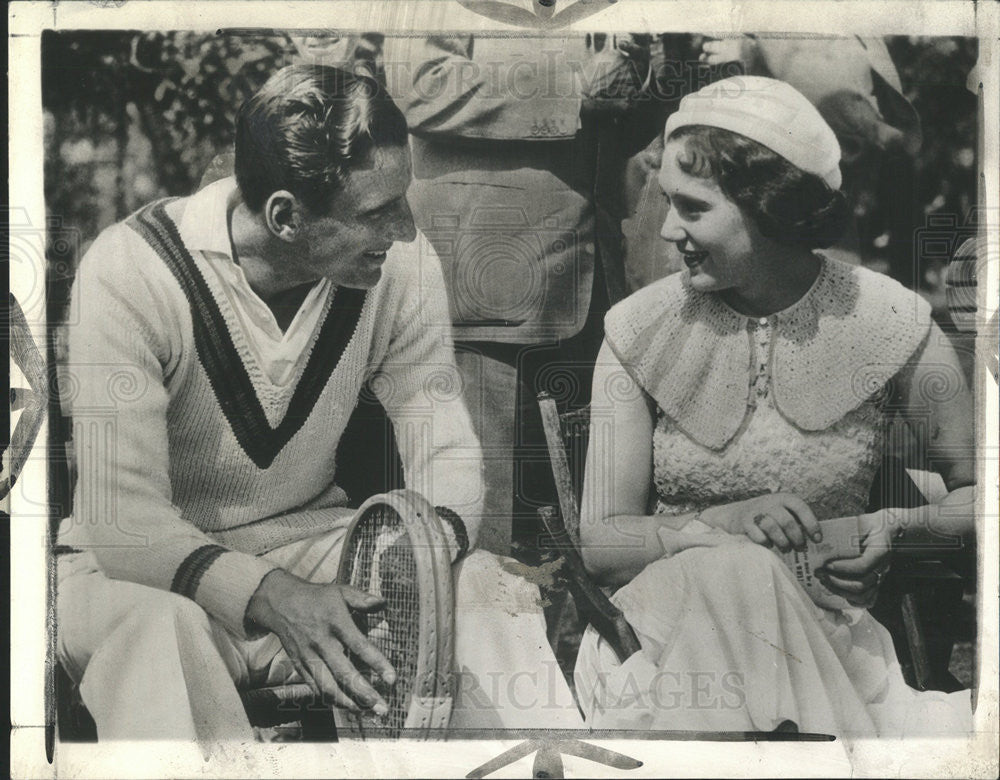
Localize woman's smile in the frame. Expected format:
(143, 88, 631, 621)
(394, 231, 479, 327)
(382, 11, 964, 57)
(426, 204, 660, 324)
(680, 247, 709, 270)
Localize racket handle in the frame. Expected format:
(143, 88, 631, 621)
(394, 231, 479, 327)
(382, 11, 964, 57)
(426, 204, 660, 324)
(240, 683, 322, 727)
(538, 506, 642, 664)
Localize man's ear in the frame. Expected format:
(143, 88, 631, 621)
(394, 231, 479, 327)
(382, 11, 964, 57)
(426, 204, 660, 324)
(264, 190, 303, 242)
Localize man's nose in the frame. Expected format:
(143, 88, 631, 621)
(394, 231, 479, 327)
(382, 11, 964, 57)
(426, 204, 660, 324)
(391, 198, 417, 243)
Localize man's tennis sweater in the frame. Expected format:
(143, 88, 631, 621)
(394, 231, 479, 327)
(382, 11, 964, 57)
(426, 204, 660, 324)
(59, 187, 484, 639)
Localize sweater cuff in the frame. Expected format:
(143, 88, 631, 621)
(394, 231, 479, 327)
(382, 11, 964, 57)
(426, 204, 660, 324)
(435, 506, 469, 563)
(173, 546, 279, 639)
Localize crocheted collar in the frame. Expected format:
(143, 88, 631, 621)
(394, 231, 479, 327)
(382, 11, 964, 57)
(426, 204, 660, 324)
(604, 256, 931, 450)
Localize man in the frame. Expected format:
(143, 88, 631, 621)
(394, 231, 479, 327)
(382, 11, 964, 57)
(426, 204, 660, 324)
(195, 31, 385, 188)
(385, 33, 658, 552)
(56, 65, 580, 744)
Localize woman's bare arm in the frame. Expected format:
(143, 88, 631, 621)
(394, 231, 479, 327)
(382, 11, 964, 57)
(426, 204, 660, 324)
(822, 323, 976, 603)
(579, 341, 740, 586)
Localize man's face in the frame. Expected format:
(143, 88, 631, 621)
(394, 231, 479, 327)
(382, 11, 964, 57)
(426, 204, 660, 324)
(295, 145, 417, 289)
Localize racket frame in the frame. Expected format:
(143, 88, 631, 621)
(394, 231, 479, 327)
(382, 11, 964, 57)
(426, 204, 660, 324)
(336, 490, 455, 738)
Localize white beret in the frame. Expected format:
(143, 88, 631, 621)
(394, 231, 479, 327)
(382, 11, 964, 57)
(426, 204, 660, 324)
(664, 75, 843, 190)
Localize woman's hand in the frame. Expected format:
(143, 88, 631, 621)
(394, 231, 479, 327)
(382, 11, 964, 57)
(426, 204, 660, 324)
(703, 493, 821, 552)
(817, 509, 895, 608)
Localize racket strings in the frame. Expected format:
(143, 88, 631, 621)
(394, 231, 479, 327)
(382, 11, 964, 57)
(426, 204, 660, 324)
(344, 507, 422, 735)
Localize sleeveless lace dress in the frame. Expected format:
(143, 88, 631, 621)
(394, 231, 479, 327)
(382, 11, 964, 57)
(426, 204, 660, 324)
(573, 258, 972, 736)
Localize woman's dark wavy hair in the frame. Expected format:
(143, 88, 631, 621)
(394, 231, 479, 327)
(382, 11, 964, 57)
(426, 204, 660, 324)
(668, 125, 849, 249)
(235, 64, 409, 214)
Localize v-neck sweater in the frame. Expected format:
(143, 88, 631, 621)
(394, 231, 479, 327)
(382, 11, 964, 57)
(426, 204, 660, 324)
(184, 177, 334, 387)
(59, 194, 484, 639)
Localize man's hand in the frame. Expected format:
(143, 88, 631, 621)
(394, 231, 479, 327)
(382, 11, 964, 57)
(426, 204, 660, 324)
(698, 35, 757, 68)
(246, 569, 396, 714)
(817, 509, 894, 608)
(702, 492, 822, 552)
(580, 33, 651, 115)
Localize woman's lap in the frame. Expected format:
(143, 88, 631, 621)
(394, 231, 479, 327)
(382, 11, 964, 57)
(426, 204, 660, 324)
(574, 543, 971, 736)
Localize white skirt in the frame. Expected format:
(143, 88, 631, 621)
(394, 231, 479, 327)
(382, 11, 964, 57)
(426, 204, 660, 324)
(574, 543, 971, 737)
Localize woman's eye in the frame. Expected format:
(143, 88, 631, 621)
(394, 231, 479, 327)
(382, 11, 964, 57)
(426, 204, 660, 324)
(662, 193, 704, 219)
(675, 199, 705, 219)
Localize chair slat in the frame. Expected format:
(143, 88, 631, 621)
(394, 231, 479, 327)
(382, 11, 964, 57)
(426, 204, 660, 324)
(537, 392, 581, 544)
(536, 392, 640, 664)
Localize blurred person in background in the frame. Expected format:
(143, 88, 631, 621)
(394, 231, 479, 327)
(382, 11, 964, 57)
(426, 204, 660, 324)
(385, 31, 662, 554)
(288, 29, 384, 79)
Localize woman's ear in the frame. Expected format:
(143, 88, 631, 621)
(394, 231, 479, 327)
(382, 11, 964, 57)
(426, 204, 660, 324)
(264, 190, 301, 242)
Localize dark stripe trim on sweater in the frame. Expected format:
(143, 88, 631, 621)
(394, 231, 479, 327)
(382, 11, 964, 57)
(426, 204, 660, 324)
(127, 199, 368, 468)
(435, 505, 469, 561)
(171, 544, 227, 600)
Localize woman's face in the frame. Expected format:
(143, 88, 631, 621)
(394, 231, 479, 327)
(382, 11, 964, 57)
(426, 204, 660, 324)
(658, 138, 763, 295)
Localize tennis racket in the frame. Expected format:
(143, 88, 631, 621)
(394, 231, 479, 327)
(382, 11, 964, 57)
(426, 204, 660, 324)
(335, 490, 455, 738)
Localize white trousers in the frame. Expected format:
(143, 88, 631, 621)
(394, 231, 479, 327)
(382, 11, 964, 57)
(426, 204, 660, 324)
(57, 529, 583, 743)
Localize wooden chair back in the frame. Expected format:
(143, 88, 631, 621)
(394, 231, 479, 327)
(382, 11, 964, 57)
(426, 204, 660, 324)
(536, 392, 640, 663)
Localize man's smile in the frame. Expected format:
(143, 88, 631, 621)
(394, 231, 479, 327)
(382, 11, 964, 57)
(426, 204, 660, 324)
(362, 247, 390, 263)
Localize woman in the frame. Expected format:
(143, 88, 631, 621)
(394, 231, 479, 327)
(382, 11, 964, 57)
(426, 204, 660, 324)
(574, 76, 974, 737)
